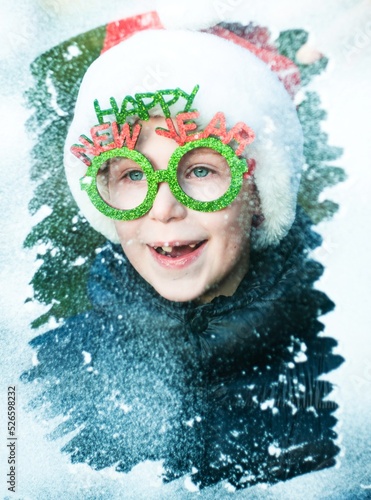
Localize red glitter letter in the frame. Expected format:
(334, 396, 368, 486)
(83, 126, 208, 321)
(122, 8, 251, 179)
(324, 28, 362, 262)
(176, 111, 199, 143)
(200, 112, 227, 141)
(70, 135, 97, 165)
(155, 118, 182, 144)
(112, 122, 141, 149)
(224, 122, 255, 155)
(90, 123, 115, 154)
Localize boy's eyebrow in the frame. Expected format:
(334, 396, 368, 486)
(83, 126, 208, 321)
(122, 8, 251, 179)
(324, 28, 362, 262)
(181, 148, 225, 159)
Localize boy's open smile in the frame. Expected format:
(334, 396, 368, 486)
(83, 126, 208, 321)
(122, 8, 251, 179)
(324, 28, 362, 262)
(114, 117, 258, 303)
(147, 240, 208, 268)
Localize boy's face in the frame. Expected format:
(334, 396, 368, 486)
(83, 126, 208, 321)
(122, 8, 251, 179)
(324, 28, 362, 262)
(114, 117, 257, 303)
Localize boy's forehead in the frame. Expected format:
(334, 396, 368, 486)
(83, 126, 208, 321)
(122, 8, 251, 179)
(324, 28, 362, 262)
(135, 117, 178, 161)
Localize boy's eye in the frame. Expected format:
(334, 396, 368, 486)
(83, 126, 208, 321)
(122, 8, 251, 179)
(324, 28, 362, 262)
(125, 170, 146, 181)
(189, 165, 211, 178)
(177, 148, 231, 202)
(178, 147, 230, 179)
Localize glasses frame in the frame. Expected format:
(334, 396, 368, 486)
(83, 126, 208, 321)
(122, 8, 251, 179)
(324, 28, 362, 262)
(80, 137, 249, 221)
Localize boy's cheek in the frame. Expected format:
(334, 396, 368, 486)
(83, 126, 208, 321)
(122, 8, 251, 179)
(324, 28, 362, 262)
(114, 220, 141, 245)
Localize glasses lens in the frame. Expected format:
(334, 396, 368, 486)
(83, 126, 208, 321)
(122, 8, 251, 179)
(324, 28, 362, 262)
(96, 157, 148, 210)
(176, 147, 231, 202)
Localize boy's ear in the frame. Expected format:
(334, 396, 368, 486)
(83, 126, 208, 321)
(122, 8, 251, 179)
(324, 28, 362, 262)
(248, 179, 265, 227)
(252, 213, 265, 228)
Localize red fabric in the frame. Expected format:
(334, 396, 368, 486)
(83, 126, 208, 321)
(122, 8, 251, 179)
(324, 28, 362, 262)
(208, 25, 301, 98)
(102, 11, 163, 54)
(102, 14, 300, 98)
(246, 158, 256, 178)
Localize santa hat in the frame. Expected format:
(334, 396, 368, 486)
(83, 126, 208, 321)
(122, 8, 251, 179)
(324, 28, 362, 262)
(64, 24, 304, 249)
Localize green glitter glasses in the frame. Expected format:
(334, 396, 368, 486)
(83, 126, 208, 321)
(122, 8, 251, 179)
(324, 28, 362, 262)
(80, 137, 249, 221)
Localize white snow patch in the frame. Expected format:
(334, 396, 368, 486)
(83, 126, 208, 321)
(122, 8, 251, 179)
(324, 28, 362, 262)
(45, 71, 68, 117)
(82, 351, 91, 365)
(119, 403, 132, 414)
(260, 398, 275, 410)
(294, 351, 308, 363)
(184, 476, 199, 492)
(224, 482, 236, 493)
(239, 473, 257, 484)
(80, 176, 92, 186)
(46, 316, 60, 330)
(64, 43, 82, 61)
(307, 406, 319, 417)
(72, 256, 87, 266)
(268, 444, 282, 457)
(287, 401, 298, 415)
(185, 416, 202, 426)
(32, 352, 39, 366)
(294, 88, 306, 106)
(32, 204, 53, 224)
(36, 242, 51, 256)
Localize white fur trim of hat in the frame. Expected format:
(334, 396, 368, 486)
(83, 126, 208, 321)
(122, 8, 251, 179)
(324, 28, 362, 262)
(64, 29, 304, 249)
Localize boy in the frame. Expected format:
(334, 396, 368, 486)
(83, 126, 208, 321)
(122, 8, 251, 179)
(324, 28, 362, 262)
(23, 28, 342, 490)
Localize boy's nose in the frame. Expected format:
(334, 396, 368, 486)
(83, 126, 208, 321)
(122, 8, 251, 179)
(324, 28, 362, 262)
(148, 181, 187, 223)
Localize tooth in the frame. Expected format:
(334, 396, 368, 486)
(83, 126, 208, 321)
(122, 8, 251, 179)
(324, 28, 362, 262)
(189, 244, 196, 248)
(162, 246, 172, 252)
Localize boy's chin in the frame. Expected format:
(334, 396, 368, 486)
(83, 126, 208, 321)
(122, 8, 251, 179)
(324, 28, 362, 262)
(150, 281, 210, 304)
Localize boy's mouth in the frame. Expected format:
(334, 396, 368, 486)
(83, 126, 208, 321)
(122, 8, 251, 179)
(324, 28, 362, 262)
(150, 241, 206, 258)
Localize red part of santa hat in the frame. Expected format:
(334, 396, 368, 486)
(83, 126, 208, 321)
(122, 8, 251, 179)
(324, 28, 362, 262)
(102, 12, 300, 98)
